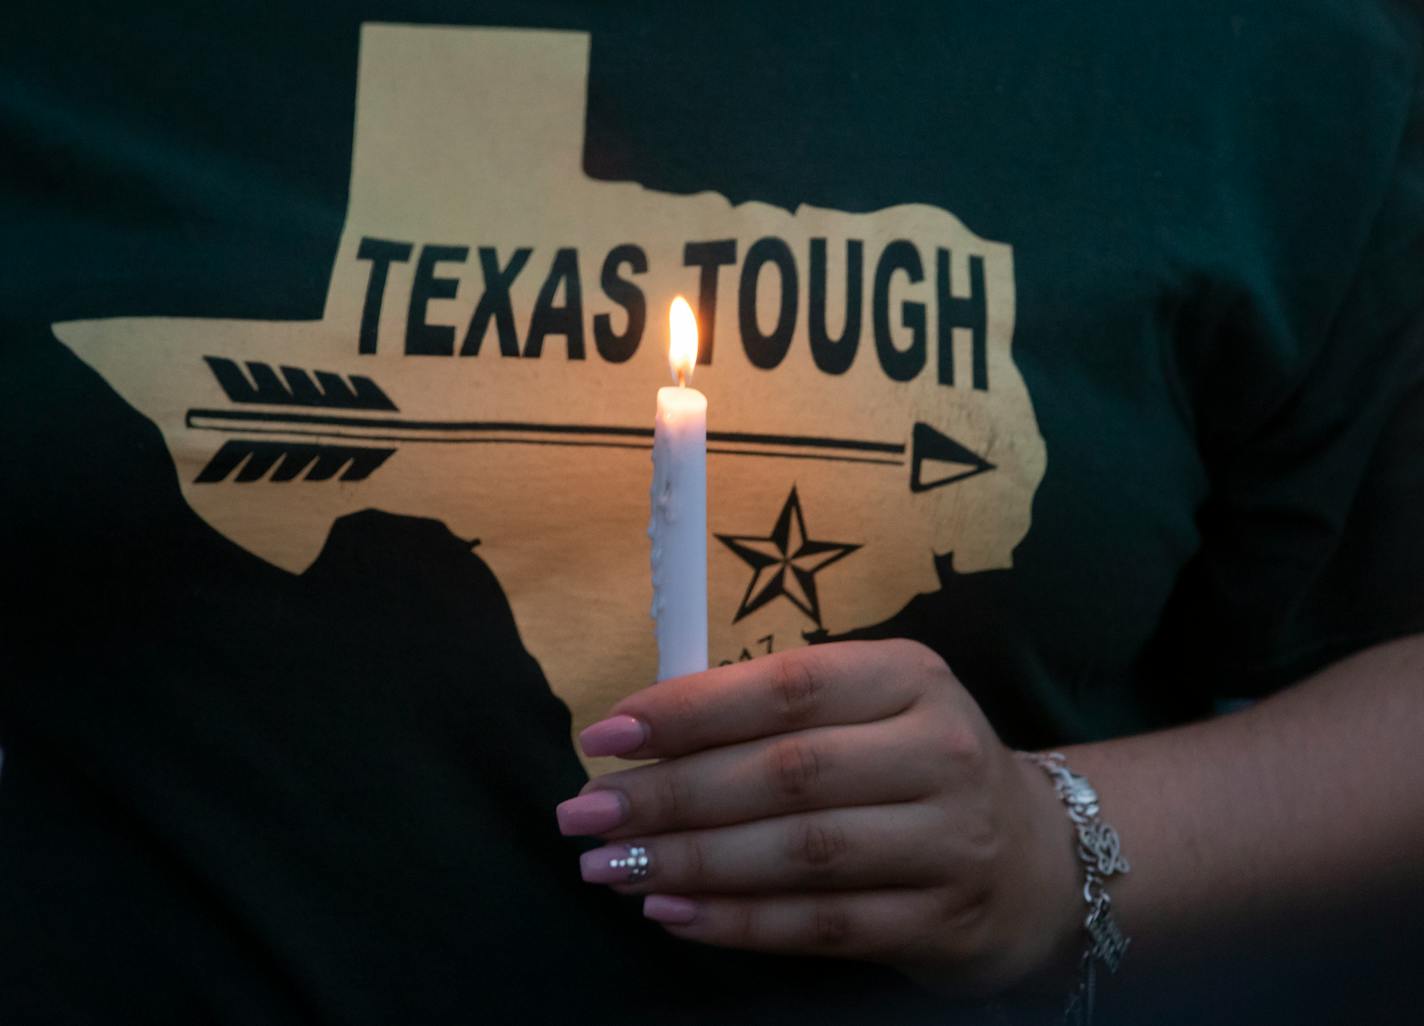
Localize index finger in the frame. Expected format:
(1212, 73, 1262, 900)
(582, 639, 942, 760)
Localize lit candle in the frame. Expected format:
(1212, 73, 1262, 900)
(649, 296, 708, 680)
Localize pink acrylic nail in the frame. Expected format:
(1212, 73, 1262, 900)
(643, 894, 698, 925)
(580, 844, 650, 884)
(579, 715, 648, 758)
(556, 790, 628, 836)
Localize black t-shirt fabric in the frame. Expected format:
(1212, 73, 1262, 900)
(2, 3, 1422, 1025)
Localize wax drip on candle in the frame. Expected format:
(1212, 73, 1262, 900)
(659, 477, 675, 523)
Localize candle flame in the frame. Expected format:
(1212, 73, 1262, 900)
(668, 295, 698, 386)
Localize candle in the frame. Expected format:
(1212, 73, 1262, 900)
(649, 296, 708, 680)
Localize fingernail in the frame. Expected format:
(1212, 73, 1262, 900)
(643, 894, 698, 925)
(580, 844, 651, 884)
(579, 715, 649, 758)
(556, 790, 628, 836)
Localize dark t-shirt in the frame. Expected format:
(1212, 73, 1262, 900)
(2, 3, 1421, 1024)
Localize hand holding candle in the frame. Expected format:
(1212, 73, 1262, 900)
(566, 640, 1082, 996)
(649, 296, 708, 681)
(572, 306, 1079, 993)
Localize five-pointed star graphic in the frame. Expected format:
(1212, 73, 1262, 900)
(716, 486, 861, 628)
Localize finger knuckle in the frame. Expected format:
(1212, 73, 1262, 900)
(668, 685, 701, 730)
(891, 637, 950, 682)
(732, 902, 759, 946)
(682, 832, 709, 882)
(770, 651, 825, 727)
(962, 807, 1004, 865)
(811, 902, 854, 948)
(788, 816, 850, 873)
(653, 766, 691, 825)
(936, 882, 992, 944)
(889, 636, 935, 665)
(936, 717, 987, 771)
(766, 737, 823, 800)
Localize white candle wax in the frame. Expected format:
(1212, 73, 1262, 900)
(649, 382, 708, 680)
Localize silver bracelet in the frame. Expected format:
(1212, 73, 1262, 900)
(1017, 751, 1131, 1026)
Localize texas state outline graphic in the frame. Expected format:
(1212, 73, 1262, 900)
(52, 23, 1046, 768)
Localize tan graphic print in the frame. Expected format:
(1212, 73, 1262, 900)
(53, 24, 1046, 771)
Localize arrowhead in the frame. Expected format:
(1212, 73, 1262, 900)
(909, 422, 995, 493)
